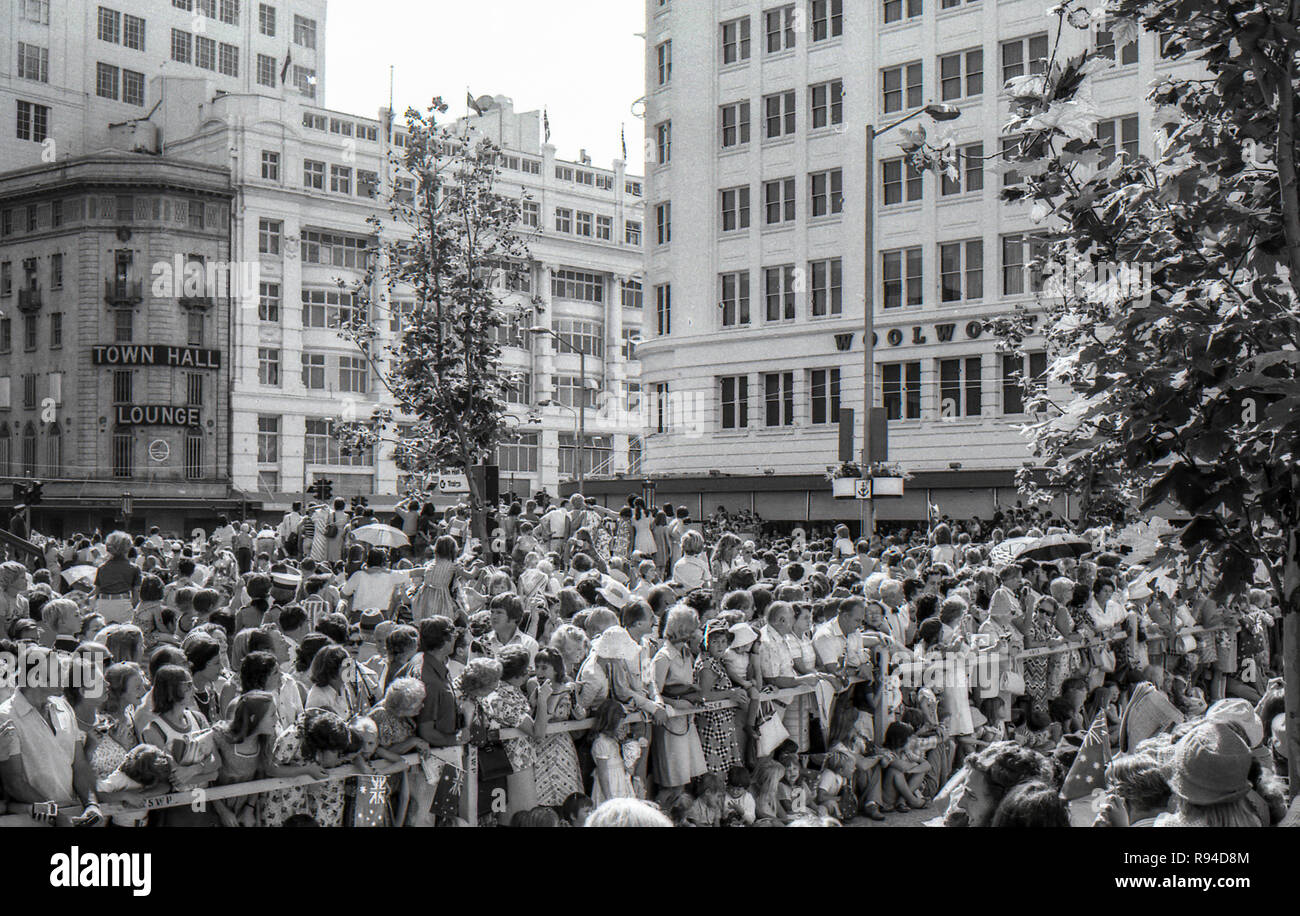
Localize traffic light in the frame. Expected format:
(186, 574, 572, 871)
(11, 481, 41, 506)
(26, 481, 42, 505)
(312, 478, 333, 502)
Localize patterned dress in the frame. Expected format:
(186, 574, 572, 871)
(259, 716, 346, 827)
(482, 683, 535, 773)
(532, 691, 583, 806)
(694, 654, 742, 774)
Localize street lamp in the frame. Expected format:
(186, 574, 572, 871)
(862, 102, 961, 537)
(529, 325, 595, 495)
(537, 398, 580, 485)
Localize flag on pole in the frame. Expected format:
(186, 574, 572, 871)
(1061, 711, 1112, 801)
(544, 108, 551, 143)
(467, 91, 483, 116)
(279, 48, 292, 84)
(621, 123, 627, 161)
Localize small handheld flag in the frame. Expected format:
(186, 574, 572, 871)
(1061, 710, 1112, 801)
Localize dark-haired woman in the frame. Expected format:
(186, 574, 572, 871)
(140, 664, 221, 825)
(259, 708, 369, 827)
(482, 646, 551, 818)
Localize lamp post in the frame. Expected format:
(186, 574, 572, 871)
(529, 325, 591, 495)
(862, 102, 962, 539)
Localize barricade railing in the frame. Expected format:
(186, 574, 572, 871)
(90, 624, 1230, 824)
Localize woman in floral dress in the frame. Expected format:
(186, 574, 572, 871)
(530, 648, 583, 806)
(481, 646, 548, 819)
(259, 708, 362, 827)
(693, 621, 748, 774)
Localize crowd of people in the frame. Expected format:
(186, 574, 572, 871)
(0, 491, 1293, 827)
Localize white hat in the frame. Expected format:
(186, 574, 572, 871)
(592, 626, 642, 663)
(596, 579, 634, 609)
(1206, 698, 1264, 748)
(728, 621, 758, 651)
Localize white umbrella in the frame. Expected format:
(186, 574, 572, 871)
(351, 523, 410, 548)
(61, 565, 98, 587)
(988, 536, 1037, 566)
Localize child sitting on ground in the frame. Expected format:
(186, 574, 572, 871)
(722, 764, 757, 825)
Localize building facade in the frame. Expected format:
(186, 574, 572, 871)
(0, 153, 238, 535)
(629, 0, 1197, 527)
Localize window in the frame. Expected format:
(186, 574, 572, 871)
(551, 269, 603, 302)
(257, 53, 277, 87)
(112, 369, 132, 405)
(939, 239, 984, 302)
(720, 376, 750, 429)
(23, 316, 37, 352)
(554, 376, 597, 409)
(554, 207, 572, 233)
(882, 62, 923, 113)
(720, 101, 751, 148)
(338, 355, 368, 393)
(293, 66, 316, 99)
(764, 91, 796, 139)
(940, 48, 983, 100)
(882, 247, 923, 308)
(16, 101, 50, 142)
(98, 7, 121, 43)
(0, 319, 8, 352)
(113, 433, 133, 478)
(554, 317, 605, 357)
(257, 415, 280, 463)
(810, 169, 843, 217)
(621, 278, 643, 310)
(655, 284, 671, 336)
(96, 63, 120, 100)
(0, 263, 9, 296)
(812, 0, 844, 40)
(722, 17, 751, 64)
(764, 177, 796, 225)
(186, 372, 203, 407)
(21, 1, 50, 24)
(0, 425, 8, 473)
(1002, 351, 1047, 414)
(521, 200, 539, 228)
(1001, 135, 1027, 188)
(720, 271, 751, 327)
(765, 6, 796, 53)
(626, 179, 642, 196)
(301, 288, 364, 326)
(496, 432, 539, 473)
(882, 157, 923, 204)
(330, 165, 352, 195)
(1001, 34, 1050, 84)
(620, 328, 639, 360)
(187, 311, 204, 346)
(218, 43, 239, 76)
(251, 282, 278, 323)
(939, 356, 983, 417)
(114, 309, 133, 343)
(196, 36, 216, 70)
(49, 313, 62, 349)
(183, 430, 202, 480)
(810, 368, 842, 424)
(51, 200, 61, 227)
(882, 361, 922, 419)
(45, 424, 60, 476)
(123, 70, 145, 106)
(575, 211, 593, 237)
(624, 219, 642, 246)
(764, 265, 796, 321)
(258, 218, 282, 254)
(655, 202, 671, 244)
(1097, 18, 1138, 65)
(219, 0, 240, 25)
(883, 0, 923, 22)
(17, 43, 48, 83)
(1001, 233, 1048, 296)
(557, 434, 612, 477)
(1097, 115, 1140, 167)
(941, 142, 985, 195)
(21, 375, 37, 410)
(809, 258, 843, 316)
(301, 352, 325, 389)
(656, 40, 672, 85)
(293, 14, 317, 48)
(505, 371, 532, 404)
(258, 348, 281, 386)
(655, 120, 672, 164)
(259, 4, 276, 36)
(624, 381, 643, 414)
(303, 159, 325, 189)
(810, 80, 844, 129)
(171, 29, 192, 64)
(300, 230, 370, 268)
(764, 372, 795, 426)
(49, 253, 63, 289)
(721, 186, 751, 231)
(122, 14, 145, 50)
(592, 214, 612, 242)
(261, 150, 280, 180)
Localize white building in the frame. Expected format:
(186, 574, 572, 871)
(626, 0, 1197, 529)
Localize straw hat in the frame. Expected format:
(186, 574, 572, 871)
(592, 626, 642, 663)
(1169, 720, 1253, 806)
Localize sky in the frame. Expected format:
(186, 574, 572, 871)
(325, 0, 647, 169)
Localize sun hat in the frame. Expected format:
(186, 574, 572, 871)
(596, 579, 634, 609)
(728, 621, 758, 651)
(1169, 720, 1253, 806)
(592, 626, 642, 663)
(989, 586, 1019, 619)
(703, 618, 735, 646)
(1205, 698, 1264, 748)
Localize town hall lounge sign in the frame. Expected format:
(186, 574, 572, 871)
(92, 345, 221, 369)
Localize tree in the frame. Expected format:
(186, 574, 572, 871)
(909, 0, 1300, 786)
(335, 98, 532, 544)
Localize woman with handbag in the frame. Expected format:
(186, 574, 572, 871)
(480, 646, 550, 819)
(693, 620, 749, 774)
(756, 601, 822, 753)
(651, 606, 708, 794)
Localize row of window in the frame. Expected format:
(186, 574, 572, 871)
(256, 416, 372, 467)
(0, 421, 62, 479)
(0, 313, 64, 353)
(299, 113, 381, 142)
(553, 165, 617, 191)
(95, 62, 147, 105)
(716, 260, 844, 327)
(257, 348, 370, 394)
(301, 159, 379, 198)
(0, 372, 62, 411)
(493, 432, 643, 477)
(1, 196, 220, 233)
(718, 169, 843, 232)
(170, 0, 243, 26)
(716, 81, 843, 151)
(535, 204, 640, 245)
(0, 253, 62, 293)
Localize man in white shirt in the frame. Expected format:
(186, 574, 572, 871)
(211, 516, 235, 550)
(278, 503, 304, 550)
(812, 597, 878, 683)
(878, 578, 912, 646)
(482, 595, 540, 664)
(342, 550, 410, 617)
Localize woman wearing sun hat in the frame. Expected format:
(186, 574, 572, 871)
(1155, 720, 1262, 827)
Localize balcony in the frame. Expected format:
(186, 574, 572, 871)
(178, 292, 214, 311)
(105, 278, 143, 308)
(17, 286, 42, 313)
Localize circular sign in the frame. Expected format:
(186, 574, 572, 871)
(148, 439, 170, 462)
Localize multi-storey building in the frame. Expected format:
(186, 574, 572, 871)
(1, 0, 328, 169)
(162, 88, 643, 515)
(0, 152, 238, 535)
(623, 0, 1196, 529)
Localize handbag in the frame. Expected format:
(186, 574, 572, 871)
(755, 701, 789, 758)
(999, 670, 1026, 695)
(469, 713, 513, 781)
(325, 523, 340, 538)
(1095, 644, 1117, 673)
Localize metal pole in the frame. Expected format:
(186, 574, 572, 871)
(578, 346, 586, 496)
(862, 125, 877, 539)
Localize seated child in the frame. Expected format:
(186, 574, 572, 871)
(723, 764, 757, 825)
